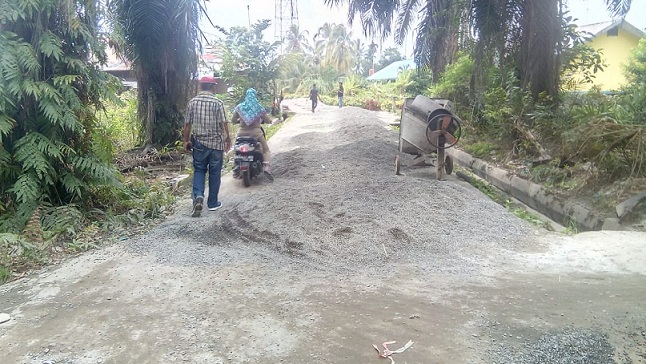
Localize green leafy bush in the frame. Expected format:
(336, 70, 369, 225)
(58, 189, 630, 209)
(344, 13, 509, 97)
(560, 16, 606, 91)
(93, 90, 141, 161)
(221, 20, 281, 104)
(428, 53, 474, 107)
(618, 38, 646, 125)
(553, 40, 646, 179)
(1, 0, 119, 234)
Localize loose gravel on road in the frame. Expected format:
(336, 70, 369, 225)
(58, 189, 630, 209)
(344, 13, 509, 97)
(130, 101, 535, 278)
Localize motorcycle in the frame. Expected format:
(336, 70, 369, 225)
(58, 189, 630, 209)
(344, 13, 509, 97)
(233, 136, 264, 187)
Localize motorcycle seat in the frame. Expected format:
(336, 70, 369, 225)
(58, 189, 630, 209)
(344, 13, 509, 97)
(235, 136, 258, 144)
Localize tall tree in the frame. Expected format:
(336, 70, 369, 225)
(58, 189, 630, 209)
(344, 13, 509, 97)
(324, 0, 633, 98)
(362, 42, 379, 76)
(314, 23, 355, 75)
(326, 24, 355, 74)
(221, 20, 282, 103)
(107, 0, 203, 146)
(520, 0, 560, 98)
(376, 47, 403, 71)
(354, 39, 365, 74)
(285, 24, 310, 53)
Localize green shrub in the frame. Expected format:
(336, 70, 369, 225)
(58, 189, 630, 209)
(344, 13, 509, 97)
(428, 53, 474, 106)
(529, 161, 577, 190)
(1, 0, 119, 234)
(618, 38, 646, 125)
(94, 90, 141, 161)
(0, 266, 10, 284)
(465, 141, 498, 158)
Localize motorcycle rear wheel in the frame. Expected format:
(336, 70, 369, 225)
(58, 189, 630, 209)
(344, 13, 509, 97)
(242, 170, 251, 187)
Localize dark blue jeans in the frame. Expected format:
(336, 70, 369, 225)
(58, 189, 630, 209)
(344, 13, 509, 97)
(192, 138, 223, 209)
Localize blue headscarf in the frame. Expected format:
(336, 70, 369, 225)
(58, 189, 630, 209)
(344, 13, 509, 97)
(235, 89, 266, 126)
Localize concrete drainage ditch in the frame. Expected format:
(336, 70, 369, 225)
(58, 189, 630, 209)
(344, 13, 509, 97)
(448, 148, 645, 232)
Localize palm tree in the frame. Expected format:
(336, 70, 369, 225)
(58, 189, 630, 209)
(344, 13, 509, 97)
(285, 24, 310, 53)
(605, 0, 633, 17)
(326, 24, 355, 74)
(324, 0, 634, 99)
(314, 23, 355, 74)
(107, 0, 204, 146)
(354, 39, 365, 74)
(362, 42, 379, 76)
(313, 22, 334, 61)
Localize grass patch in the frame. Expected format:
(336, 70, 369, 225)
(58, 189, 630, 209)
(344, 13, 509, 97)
(0, 265, 10, 284)
(464, 169, 551, 230)
(505, 202, 550, 228)
(529, 161, 579, 191)
(464, 141, 499, 158)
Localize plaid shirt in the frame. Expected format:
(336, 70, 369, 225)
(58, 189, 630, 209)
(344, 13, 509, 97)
(185, 91, 228, 150)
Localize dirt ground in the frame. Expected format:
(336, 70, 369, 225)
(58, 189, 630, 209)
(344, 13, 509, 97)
(1, 100, 645, 364)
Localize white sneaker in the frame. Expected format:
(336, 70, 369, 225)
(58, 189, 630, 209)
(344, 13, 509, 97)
(208, 202, 223, 211)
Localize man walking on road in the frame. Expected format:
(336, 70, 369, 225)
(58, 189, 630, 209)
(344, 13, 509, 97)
(183, 76, 231, 217)
(337, 82, 344, 108)
(309, 84, 320, 112)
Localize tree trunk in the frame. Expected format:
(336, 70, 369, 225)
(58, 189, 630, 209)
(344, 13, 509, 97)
(520, 0, 560, 99)
(144, 89, 154, 148)
(428, 0, 461, 81)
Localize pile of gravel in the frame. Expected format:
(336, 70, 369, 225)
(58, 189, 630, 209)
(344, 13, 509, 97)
(128, 103, 535, 276)
(490, 328, 616, 364)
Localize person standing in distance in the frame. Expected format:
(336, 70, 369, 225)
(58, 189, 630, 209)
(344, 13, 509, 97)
(309, 84, 321, 113)
(337, 82, 344, 108)
(183, 76, 231, 217)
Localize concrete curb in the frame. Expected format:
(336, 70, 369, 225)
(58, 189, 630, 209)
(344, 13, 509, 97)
(448, 149, 605, 231)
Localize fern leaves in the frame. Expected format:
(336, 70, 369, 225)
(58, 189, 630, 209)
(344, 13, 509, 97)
(0, 114, 15, 137)
(38, 31, 64, 61)
(70, 155, 118, 184)
(1, 0, 118, 232)
(7, 173, 41, 205)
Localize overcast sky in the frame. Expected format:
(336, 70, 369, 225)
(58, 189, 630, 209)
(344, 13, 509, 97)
(202, 0, 646, 58)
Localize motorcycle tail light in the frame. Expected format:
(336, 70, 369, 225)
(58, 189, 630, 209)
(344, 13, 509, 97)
(237, 144, 254, 153)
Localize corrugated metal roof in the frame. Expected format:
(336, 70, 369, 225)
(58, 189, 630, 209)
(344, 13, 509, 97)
(577, 20, 615, 36)
(367, 59, 417, 81)
(577, 19, 645, 39)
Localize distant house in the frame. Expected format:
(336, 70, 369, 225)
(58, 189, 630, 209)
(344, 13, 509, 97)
(367, 59, 417, 81)
(101, 45, 230, 93)
(198, 45, 224, 77)
(575, 19, 644, 91)
(102, 47, 136, 88)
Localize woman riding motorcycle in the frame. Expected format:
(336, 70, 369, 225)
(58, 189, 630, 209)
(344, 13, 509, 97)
(231, 88, 274, 181)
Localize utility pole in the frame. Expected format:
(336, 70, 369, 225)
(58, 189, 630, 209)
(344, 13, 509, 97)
(247, 5, 251, 29)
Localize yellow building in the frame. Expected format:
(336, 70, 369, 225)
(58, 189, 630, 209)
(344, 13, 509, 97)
(576, 19, 644, 91)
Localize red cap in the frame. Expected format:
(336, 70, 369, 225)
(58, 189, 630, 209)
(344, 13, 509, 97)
(199, 76, 217, 84)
